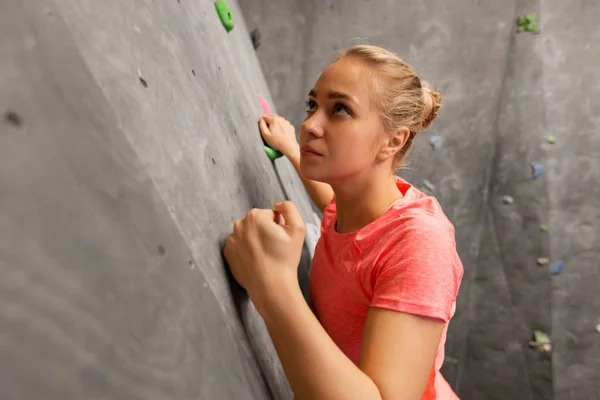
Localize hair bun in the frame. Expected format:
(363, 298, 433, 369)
(421, 82, 442, 130)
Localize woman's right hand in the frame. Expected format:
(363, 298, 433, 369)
(259, 114, 300, 161)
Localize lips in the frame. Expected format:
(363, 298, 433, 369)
(300, 144, 322, 156)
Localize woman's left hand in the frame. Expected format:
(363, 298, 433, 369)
(224, 201, 306, 312)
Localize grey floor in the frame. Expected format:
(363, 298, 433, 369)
(0, 0, 598, 399)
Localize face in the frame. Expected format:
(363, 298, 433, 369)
(299, 58, 390, 183)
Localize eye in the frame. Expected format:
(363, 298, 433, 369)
(304, 99, 317, 113)
(332, 103, 351, 116)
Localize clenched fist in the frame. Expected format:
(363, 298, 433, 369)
(224, 201, 306, 314)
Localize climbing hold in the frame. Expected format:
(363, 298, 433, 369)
(422, 179, 435, 192)
(539, 224, 548, 232)
(547, 135, 556, 144)
(251, 28, 261, 50)
(264, 146, 283, 161)
(501, 195, 514, 205)
(258, 94, 271, 115)
(596, 324, 600, 333)
(258, 95, 283, 160)
(528, 22, 539, 33)
(529, 330, 552, 352)
(517, 13, 539, 33)
(536, 257, 549, 266)
(215, 1, 234, 32)
(551, 260, 565, 275)
(530, 161, 544, 179)
(429, 135, 443, 150)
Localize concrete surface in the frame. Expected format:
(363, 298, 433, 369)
(241, 0, 600, 399)
(2, 0, 599, 398)
(0, 0, 315, 398)
(542, 2, 600, 399)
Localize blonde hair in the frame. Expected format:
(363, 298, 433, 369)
(334, 44, 442, 167)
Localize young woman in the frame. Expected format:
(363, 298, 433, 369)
(224, 44, 463, 400)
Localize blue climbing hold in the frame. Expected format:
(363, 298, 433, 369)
(530, 161, 544, 179)
(551, 260, 565, 275)
(429, 135, 443, 149)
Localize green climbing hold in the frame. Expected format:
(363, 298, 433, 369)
(528, 22, 539, 32)
(529, 330, 552, 352)
(517, 12, 539, 33)
(264, 145, 283, 161)
(539, 224, 548, 232)
(536, 257, 549, 266)
(215, 1, 234, 32)
(547, 135, 556, 144)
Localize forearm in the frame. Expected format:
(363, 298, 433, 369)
(257, 281, 382, 400)
(288, 151, 334, 212)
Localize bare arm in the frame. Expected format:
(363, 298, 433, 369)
(225, 202, 446, 400)
(257, 281, 445, 400)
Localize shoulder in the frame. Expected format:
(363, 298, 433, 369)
(364, 187, 456, 250)
(369, 190, 463, 320)
(368, 188, 463, 289)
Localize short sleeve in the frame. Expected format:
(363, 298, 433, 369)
(320, 196, 337, 234)
(371, 222, 463, 322)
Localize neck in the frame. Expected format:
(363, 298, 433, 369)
(330, 170, 402, 234)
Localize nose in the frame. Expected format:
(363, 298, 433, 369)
(301, 112, 325, 138)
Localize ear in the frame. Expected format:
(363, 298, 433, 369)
(376, 127, 410, 162)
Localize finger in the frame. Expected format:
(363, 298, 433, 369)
(262, 114, 276, 124)
(274, 211, 285, 226)
(246, 207, 274, 222)
(273, 201, 305, 233)
(223, 235, 234, 260)
(233, 219, 242, 235)
(258, 118, 272, 139)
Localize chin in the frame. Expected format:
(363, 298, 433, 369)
(299, 161, 329, 183)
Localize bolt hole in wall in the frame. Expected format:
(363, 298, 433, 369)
(4, 111, 22, 127)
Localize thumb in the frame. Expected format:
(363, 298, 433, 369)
(273, 201, 305, 234)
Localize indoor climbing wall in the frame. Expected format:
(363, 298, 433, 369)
(241, 0, 600, 399)
(0, 0, 318, 399)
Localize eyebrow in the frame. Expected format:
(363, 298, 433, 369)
(308, 89, 358, 105)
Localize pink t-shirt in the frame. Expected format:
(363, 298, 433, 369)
(309, 177, 463, 399)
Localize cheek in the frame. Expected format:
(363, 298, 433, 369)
(330, 130, 378, 165)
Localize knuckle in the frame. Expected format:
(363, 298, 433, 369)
(296, 223, 307, 235)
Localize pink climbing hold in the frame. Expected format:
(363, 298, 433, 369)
(258, 94, 271, 115)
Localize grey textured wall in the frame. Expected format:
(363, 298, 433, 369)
(241, 0, 600, 399)
(0, 0, 315, 398)
(2, 0, 599, 399)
